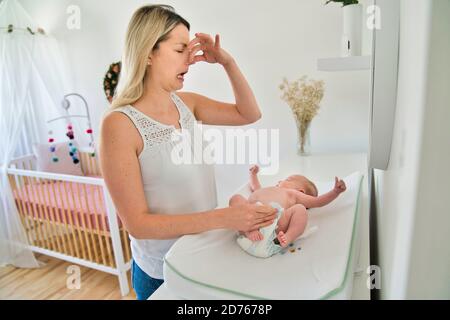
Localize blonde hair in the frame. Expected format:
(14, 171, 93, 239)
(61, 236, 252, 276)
(111, 5, 190, 109)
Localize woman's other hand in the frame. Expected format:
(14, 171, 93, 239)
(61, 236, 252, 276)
(226, 203, 277, 232)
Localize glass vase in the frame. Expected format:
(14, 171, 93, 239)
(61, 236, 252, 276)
(296, 119, 311, 156)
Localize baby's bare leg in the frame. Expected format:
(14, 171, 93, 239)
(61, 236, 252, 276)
(277, 204, 308, 248)
(229, 194, 248, 207)
(229, 194, 263, 241)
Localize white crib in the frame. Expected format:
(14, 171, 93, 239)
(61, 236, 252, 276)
(6, 149, 132, 296)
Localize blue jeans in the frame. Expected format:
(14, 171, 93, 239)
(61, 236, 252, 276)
(131, 260, 164, 300)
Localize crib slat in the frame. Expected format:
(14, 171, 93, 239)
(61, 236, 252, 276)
(90, 185, 107, 266)
(82, 153, 88, 173)
(90, 156, 96, 175)
(63, 182, 83, 258)
(86, 154, 99, 176)
(75, 183, 95, 263)
(58, 181, 75, 257)
(68, 182, 88, 261)
(18, 176, 36, 244)
(80, 152, 87, 175)
(20, 178, 36, 246)
(30, 177, 52, 250)
(29, 158, 36, 171)
(43, 180, 61, 252)
(22, 176, 45, 248)
(50, 180, 69, 255)
(11, 174, 34, 246)
(71, 182, 93, 262)
(96, 187, 114, 267)
(93, 155, 100, 175)
(41, 183, 58, 251)
(44, 180, 63, 253)
(29, 176, 52, 251)
(121, 224, 131, 263)
(81, 184, 99, 264)
(80, 152, 96, 176)
(86, 153, 93, 175)
(7, 174, 16, 191)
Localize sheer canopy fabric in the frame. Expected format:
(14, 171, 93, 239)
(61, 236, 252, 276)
(0, 0, 74, 268)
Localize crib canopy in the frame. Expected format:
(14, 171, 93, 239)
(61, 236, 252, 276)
(0, 0, 73, 268)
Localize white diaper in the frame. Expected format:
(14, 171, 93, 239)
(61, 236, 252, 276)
(236, 201, 318, 258)
(236, 202, 285, 258)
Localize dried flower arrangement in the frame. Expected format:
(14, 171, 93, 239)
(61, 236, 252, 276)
(279, 76, 325, 155)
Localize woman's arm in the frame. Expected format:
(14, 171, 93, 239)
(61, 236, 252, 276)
(178, 33, 261, 126)
(99, 112, 276, 240)
(222, 58, 261, 123)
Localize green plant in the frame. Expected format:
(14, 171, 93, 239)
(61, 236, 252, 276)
(325, 0, 359, 6)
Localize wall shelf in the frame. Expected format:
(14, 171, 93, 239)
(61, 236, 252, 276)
(317, 55, 372, 72)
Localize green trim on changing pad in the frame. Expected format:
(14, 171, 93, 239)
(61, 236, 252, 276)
(319, 175, 363, 300)
(164, 174, 364, 300)
(164, 259, 270, 300)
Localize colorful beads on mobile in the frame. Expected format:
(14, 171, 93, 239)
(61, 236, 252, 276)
(48, 130, 58, 162)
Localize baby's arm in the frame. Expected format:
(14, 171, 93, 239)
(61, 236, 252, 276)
(293, 177, 346, 208)
(249, 165, 261, 192)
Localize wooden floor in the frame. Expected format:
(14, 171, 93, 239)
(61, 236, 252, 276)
(0, 254, 136, 300)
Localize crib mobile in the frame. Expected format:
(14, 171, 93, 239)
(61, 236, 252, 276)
(46, 93, 96, 164)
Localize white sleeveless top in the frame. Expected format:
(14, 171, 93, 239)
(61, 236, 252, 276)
(111, 92, 217, 279)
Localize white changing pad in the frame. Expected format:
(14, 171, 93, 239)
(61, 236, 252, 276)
(163, 172, 364, 300)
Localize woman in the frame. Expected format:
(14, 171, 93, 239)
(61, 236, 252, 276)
(99, 4, 276, 300)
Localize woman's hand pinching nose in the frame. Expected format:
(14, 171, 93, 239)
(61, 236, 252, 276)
(187, 33, 234, 66)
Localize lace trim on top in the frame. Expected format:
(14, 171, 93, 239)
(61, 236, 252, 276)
(112, 93, 196, 151)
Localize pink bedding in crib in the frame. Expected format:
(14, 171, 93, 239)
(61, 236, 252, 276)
(13, 180, 122, 232)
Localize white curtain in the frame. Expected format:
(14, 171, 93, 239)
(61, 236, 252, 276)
(0, 0, 74, 268)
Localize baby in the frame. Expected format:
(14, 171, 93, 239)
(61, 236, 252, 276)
(229, 165, 347, 248)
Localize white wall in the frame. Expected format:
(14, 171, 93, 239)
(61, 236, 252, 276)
(16, 0, 373, 203)
(375, 0, 450, 299)
(405, 0, 450, 299)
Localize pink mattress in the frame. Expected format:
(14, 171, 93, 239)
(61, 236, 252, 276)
(13, 180, 122, 232)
